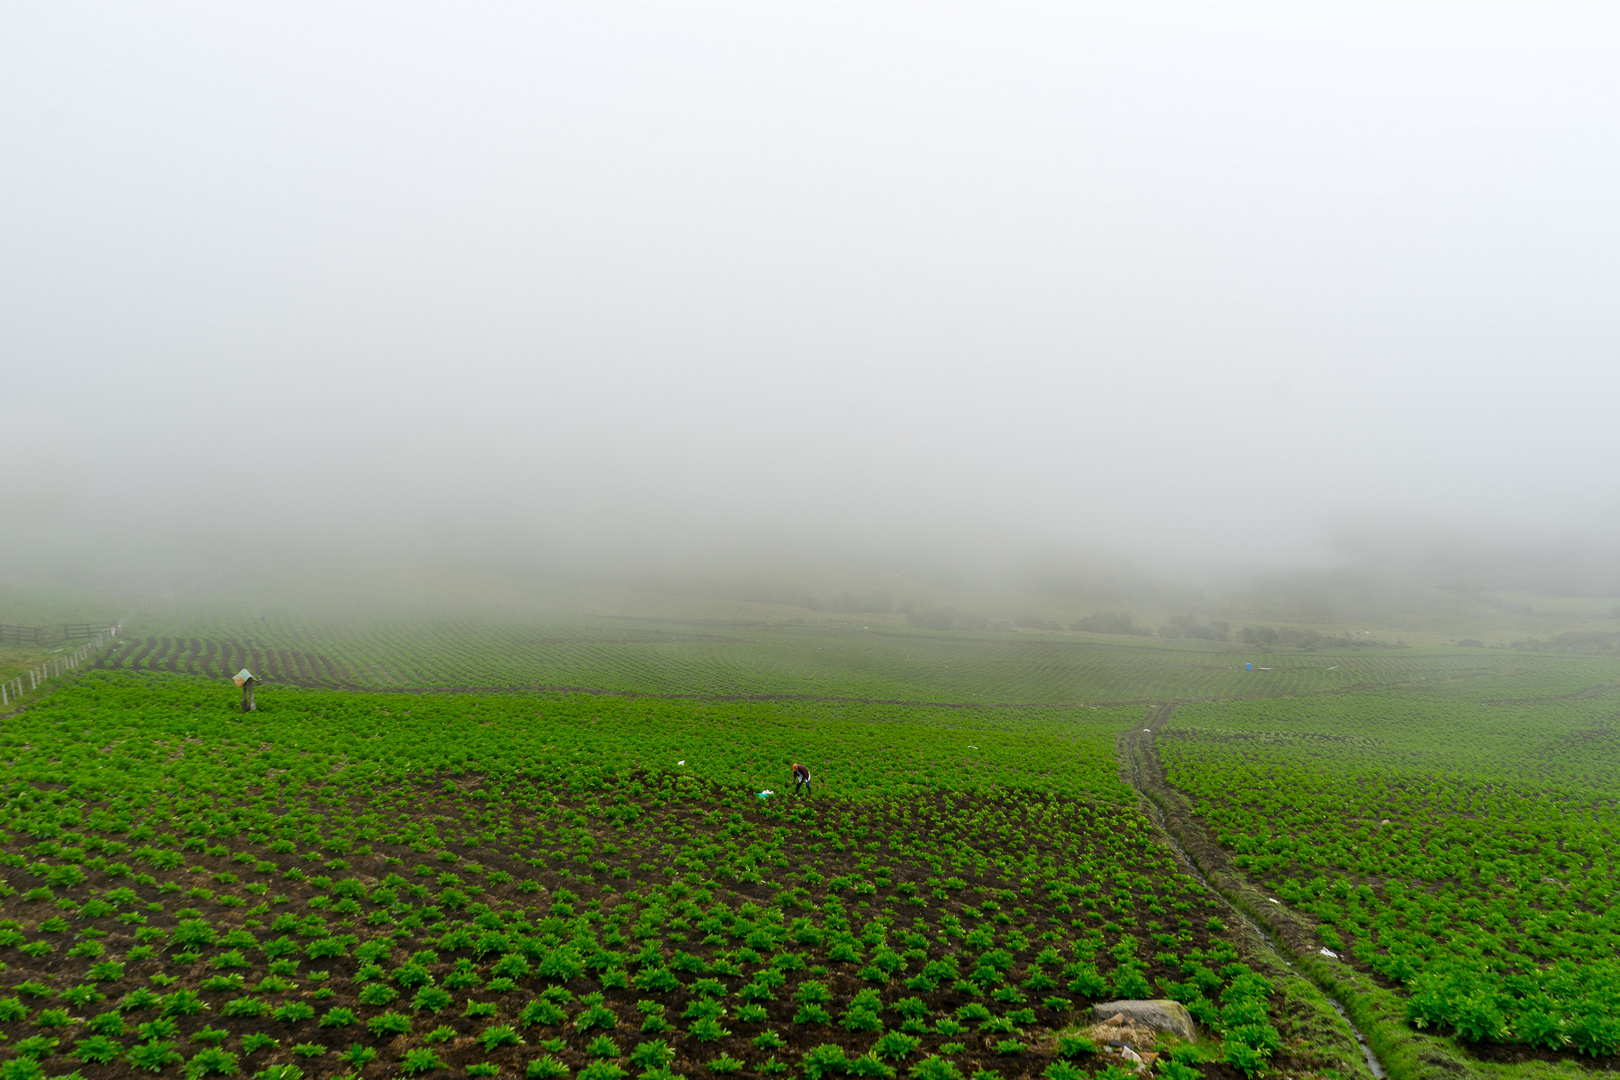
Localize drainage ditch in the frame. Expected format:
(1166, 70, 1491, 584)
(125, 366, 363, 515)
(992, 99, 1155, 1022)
(1122, 719, 1390, 1080)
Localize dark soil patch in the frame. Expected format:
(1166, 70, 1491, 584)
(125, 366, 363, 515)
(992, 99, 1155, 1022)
(1, 770, 1293, 1080)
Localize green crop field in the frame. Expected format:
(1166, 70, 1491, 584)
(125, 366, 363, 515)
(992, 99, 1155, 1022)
(3, 581, 1619, 1080)
(1153, 676, 1620, 1069)
(0, 675, 1376, 1080)
(98, 604, 1620, 708)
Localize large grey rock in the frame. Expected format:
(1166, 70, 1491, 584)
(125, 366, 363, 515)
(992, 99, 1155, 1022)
(1091, 999, 1197, 1042)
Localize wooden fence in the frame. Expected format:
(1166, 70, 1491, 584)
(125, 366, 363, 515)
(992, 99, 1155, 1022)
(1, 622, 123, 709)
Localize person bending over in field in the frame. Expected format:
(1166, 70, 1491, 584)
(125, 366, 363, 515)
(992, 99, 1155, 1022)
(791, 762, 811, 796)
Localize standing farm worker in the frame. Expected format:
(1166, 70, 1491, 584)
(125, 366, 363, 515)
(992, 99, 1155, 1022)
(791, 762, 811, 796)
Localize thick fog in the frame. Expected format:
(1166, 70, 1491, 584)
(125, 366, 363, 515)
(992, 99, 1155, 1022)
(3, 2, 1617, 581)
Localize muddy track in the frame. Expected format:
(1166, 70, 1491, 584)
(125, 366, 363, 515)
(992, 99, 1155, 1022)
(1120, 708, 1336, 959)
(1119, 706, 1392, 1080)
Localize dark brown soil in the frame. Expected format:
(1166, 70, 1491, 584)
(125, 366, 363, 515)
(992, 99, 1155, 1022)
(0, 769, 1299, 1080)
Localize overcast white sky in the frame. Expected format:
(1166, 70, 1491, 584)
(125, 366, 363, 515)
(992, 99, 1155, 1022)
(3, 2, 1617, 571)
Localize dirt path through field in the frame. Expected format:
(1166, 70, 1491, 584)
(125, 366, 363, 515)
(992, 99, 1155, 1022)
(1120, 707, 1393, 1080)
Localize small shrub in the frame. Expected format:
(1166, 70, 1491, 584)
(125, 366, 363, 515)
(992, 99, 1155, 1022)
(10, 1036, 57, 1062)
(630, 1040, 674, 1068)
(482, 1025, 524, 1051)
(126, 1040, 184, 1073)
(369, 1008, 414, 1036)
(874, 1031, 922, 1061)
(577, 1001, 617, 1030)
(802, 1044, 849, 1080)
(72, 1034, 125, 1064)
(270, 1001, 316, 1024)
(1221, 1041, 1270, 1077)
(400, 1048, 447, 1076)
(253, 1067, 304, 1080)
(62, 983, 107, 1008)
(521, 999, 568, 1027)
(357, 983, 399, 1006)
(690, 1016, 729, 1042)
(525, 1055, 570, 1080)
(340, 1045, 379, 1068)
(793, 1003, 833, 1025)
(223, 990, 270, 1016)
(907, 1058, 963, 1080)
(138, 1018, 180, 1041)
(318, 1007, 358, 1028)
(848, 1056, 896, 1079)
(414, 987, 454, 1013)
(1569, 1008, 1620, 1058)
(1055, 1033, 1096, 1058)
(241, 1034, 279, 1055)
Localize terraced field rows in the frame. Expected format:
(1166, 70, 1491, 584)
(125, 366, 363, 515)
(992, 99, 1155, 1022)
(100, 612, 1619, 705)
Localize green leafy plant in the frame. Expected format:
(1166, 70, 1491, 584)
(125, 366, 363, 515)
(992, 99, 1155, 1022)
(186, 1047, 240, 1077)
(368, 1011, 414, 1037)
(525, 1056, 570, 1080)
(127, 1039, 185, 1073)
(340, 1045, 378, 1068)
(400, 1048, 447, 1075)
(481, 1024, 523, 1051)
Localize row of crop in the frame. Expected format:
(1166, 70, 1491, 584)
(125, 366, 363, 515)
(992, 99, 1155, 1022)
(1156, 708, 1620, 1053)
(99, 637, 360, 689)
(123, 603, 1611, 702)
(0, 682, 1292, 1078)
(3, 673, 1140, 805)
(0, 769, 1274, 1078)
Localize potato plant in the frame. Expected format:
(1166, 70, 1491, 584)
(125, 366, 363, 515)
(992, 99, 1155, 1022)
(1161, 684, 1620, 1055)
(0, 672, 1310, 1078)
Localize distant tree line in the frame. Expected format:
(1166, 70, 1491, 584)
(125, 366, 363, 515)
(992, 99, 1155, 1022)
(1157, 615, 1230, 641)
(1509, 631, 1619, 653)
(1068, 612, 1152, 636)
(903, 606, 994, 632)
(834, 590, 895, 614)
(1242, 626, 1407, 650)
(1012, 615, 1063, 631)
